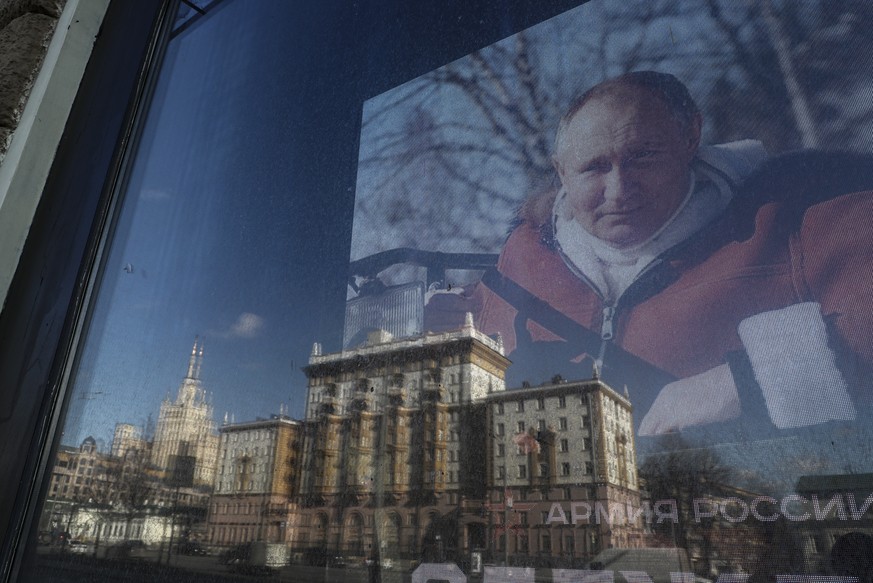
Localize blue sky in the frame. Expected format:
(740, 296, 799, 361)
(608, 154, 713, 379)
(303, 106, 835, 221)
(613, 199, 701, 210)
(64, 1, 355, 447)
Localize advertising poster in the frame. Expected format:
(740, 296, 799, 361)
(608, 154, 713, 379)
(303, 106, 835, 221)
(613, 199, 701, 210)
(345, 0, 873, 575)
(22, 1, 873, 580)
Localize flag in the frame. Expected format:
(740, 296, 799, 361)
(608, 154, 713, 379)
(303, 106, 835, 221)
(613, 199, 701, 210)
(512, 430, 540, 454)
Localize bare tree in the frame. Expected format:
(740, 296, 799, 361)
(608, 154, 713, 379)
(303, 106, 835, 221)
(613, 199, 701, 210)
(353, 0, 701, 259)
(639, 435, 734, 572)
(703, 0, 873, 152)
(352, 0, 873, 272)
(107, 448, 156, 540)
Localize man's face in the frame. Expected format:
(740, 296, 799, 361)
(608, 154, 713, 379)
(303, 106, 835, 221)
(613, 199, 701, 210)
(553, 90, 701, 248)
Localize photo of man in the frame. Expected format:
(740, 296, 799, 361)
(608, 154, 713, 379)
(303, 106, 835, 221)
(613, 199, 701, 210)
(471, 71, 873, 436)
(349, 1, 873, 448)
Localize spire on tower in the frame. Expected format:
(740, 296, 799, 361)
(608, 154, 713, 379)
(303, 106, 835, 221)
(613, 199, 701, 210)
(187, 336, 200, 379)
(195, 341, 204, 379)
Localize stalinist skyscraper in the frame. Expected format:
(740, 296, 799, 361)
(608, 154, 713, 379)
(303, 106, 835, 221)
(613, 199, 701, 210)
(150, 338, 219, 487)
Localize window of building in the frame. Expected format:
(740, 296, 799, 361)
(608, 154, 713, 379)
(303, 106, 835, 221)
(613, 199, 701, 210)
(8, 2, 872, 581)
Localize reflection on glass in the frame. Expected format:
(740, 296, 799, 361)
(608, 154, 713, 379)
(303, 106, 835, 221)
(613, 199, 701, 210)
(22, 0, 873, 582)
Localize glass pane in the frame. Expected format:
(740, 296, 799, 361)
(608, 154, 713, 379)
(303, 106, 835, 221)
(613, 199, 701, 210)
(20, 1, 873, 582)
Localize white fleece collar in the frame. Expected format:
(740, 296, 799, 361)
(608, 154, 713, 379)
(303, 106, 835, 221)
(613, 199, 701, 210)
(553, 140, 768, 302)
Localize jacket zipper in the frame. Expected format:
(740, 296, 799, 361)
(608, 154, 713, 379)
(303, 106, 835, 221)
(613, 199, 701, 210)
(556, 244, 667, 365)
(601, 305, 616, 341)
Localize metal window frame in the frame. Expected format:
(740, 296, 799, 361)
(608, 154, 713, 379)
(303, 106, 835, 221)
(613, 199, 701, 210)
(0, 2, 176, 579)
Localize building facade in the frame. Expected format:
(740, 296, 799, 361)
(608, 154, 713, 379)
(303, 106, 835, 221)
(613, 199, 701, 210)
(39, 325, 646, 565)
(207, 415, 303, 546)
(293, 316, 644, 564)
(110, 423, 149, 460)
(296, 316, 509, 560)
(150, 339, 219, 487)
(40, 435, 211, 548)
(485, 377, 643, 559)
(41, 437, 111, 539)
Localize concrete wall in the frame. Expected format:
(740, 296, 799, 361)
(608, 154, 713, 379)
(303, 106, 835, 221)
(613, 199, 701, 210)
(0, 0, 109, 310)
(0, 0, 66, 161)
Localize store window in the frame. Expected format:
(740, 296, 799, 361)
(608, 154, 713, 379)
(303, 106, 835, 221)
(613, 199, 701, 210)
(6, 0, 873, 582)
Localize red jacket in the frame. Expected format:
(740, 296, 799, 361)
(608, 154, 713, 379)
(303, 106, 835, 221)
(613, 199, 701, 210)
(453, 152, 873, 422)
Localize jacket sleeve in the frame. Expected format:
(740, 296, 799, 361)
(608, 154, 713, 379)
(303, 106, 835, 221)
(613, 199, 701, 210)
(796, 191, 873, 357)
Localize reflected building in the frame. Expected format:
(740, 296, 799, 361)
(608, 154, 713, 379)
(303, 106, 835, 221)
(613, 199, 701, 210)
(38, 435, 211, 547)
(110, 422, 149, 459)
(206, 415, 303, 546)
(297, 314, 508, 559)
(150, 338, 219, 487)
(791, 473, 873, 574)
(40, 437, 110, 537)
(295, 315, 644, 563)
(486, 375, 643, 557)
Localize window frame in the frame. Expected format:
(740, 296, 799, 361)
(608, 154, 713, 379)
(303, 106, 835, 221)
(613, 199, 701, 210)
(0, 2, 172, 575)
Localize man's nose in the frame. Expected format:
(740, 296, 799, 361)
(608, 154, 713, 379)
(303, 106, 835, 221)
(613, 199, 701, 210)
(602, 167, 634, 203)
